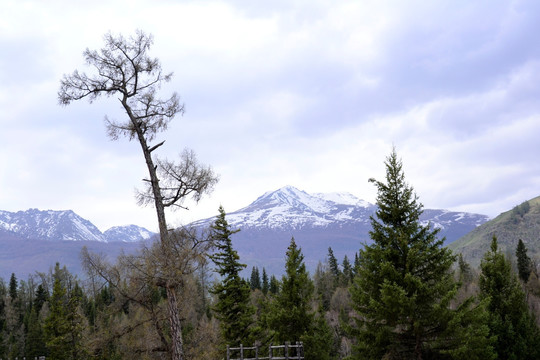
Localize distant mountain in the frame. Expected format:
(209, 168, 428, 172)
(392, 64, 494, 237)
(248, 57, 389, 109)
(0, 209, 156, 280)
(104, 225, 156, 242)
(0, 187, 492, 280)
(0, 209, 105, 242)
(0, 209, 156, 243)
(192, 186, 489, 275)
(449, 196, 540, 267)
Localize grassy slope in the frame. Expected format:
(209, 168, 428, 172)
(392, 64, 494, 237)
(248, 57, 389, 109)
(449, 196, 540, 268)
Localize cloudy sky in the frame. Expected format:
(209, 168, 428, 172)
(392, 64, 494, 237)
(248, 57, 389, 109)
(1, 0, 540, 232)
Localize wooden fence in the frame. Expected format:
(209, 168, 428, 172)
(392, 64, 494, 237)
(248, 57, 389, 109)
(227, 342, 304, 360)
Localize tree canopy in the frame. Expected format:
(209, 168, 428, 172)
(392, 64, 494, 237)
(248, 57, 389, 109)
(349, 149, 494, 360)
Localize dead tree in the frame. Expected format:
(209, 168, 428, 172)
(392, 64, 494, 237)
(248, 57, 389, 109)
(59, 30, 218, 360)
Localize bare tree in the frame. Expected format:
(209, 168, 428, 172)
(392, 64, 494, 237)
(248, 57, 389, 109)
(59, 30, 218, 360)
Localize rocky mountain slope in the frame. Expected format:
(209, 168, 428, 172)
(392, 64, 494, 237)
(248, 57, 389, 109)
(449, 196, 540, 267)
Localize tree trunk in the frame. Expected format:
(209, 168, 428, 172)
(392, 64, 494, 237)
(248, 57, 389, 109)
(166, 285, 185, 360)
(124, 99, 185, 360)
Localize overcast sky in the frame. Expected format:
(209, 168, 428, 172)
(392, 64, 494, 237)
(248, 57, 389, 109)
(1, 0, 540, 232)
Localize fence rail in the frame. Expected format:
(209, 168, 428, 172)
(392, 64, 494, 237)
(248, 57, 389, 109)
(227, 342, 304, 360)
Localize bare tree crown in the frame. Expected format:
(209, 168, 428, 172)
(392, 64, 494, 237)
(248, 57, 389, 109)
(58, 30, 184, 142)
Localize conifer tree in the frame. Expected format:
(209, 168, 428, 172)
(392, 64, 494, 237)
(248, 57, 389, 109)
(8, 274, 17, 301)
(516, 239, 532, 283)
(268, 238, 314, 343)
(327, 247, 341, 287)
(480, 236, 540, 359)
(269, 275, 280, 295)
(66, 282, 87, 359)
(33, 283, 49, 314)
(457, 253, 473, 285)
(210, 206, 255, 346)
(25, 307, 46, 359)
(44, 275, 70, 360)
(267, 238, 334, 359)
(349, 149, 493, 359)
(342, 255, 354, 286)
(261, 268, 269, 295)
(250, 267, 261, 290)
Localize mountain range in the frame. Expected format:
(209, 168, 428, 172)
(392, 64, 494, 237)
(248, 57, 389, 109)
(0, 209, 155, 280)
(0, 186, 491, 279)
(191, 186, 490, 275)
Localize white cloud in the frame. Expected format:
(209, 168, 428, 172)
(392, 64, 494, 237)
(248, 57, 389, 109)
(1, 0, 540, 231)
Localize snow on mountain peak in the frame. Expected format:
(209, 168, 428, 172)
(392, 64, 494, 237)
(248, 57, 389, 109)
(221, 186, 376, 231)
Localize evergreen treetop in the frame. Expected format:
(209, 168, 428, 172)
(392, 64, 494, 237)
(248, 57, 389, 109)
(209, 206, 255, 347)
(516, 239, 532, 283)
(350, 148, 493, 359)
(480, 236, 540, 359)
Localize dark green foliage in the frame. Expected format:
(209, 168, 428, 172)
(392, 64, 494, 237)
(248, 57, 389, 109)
(349, 149, 494, 360)
(341, 255, 354, 286)
(267, 238, 334, 360)
(210, 206, 255, 346)
(269, 275, 280, 295)
(480, 236, 540, 359)
(516, 239, 532, 283)
(327, 247, 341, 286)
(267, 238, 314, 343)
(8, 273, 17, 300)
(34, 283, 49, 314)
(458, 253, 473, 284)
(44, 275, 70, 360)
(262, 268, 269, 295)
(301, 312, 335, 360)
(25, 307, 46, 358)
(250, 266, 261, 290)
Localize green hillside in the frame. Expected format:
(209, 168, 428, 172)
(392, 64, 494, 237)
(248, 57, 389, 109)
(449, 196, 540, 267)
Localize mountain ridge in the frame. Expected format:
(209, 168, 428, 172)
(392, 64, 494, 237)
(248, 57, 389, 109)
(0, 208, 154, 243)
(191, 186, 490, 274)
(0, 186, 493, 278)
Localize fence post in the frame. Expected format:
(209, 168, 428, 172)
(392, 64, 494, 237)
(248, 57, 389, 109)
(240, 344, 244, 360)
(227, 345, 230, 360)
(269, 343, 273, 360)
(285, 341, 289, 359)
(255, 343, 259, 359)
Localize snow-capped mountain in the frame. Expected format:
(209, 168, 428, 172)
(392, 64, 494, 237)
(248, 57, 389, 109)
(221, 185, 374, 229)
(195, 185, 487, 237)
(192, 186, 490, 275)
(0, 208, 156, 280)
(0, 209, 155, 243)
(0, 208, 106, 242)
(104, 225, 156, 242)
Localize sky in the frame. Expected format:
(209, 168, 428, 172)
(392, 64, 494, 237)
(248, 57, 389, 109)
(1, 0, 540, 232)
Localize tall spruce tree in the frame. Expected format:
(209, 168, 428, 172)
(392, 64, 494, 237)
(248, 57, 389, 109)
(210, 206, 255, 346)
(250, 267, 261, 290)
(480, 236, 540, 359)
(327, 247, 341, 287)
(349, 149, 494, 360)
(44, 275, 70, 360)
(261, 268, 270, 295)
(267, 238, 334, 360)
(268, 238, 314, 343)
(516, 239, 532, 283)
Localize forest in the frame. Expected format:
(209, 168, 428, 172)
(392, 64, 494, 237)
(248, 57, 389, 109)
(2, 30, 528, 359)
(1, 150, 539, 360)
